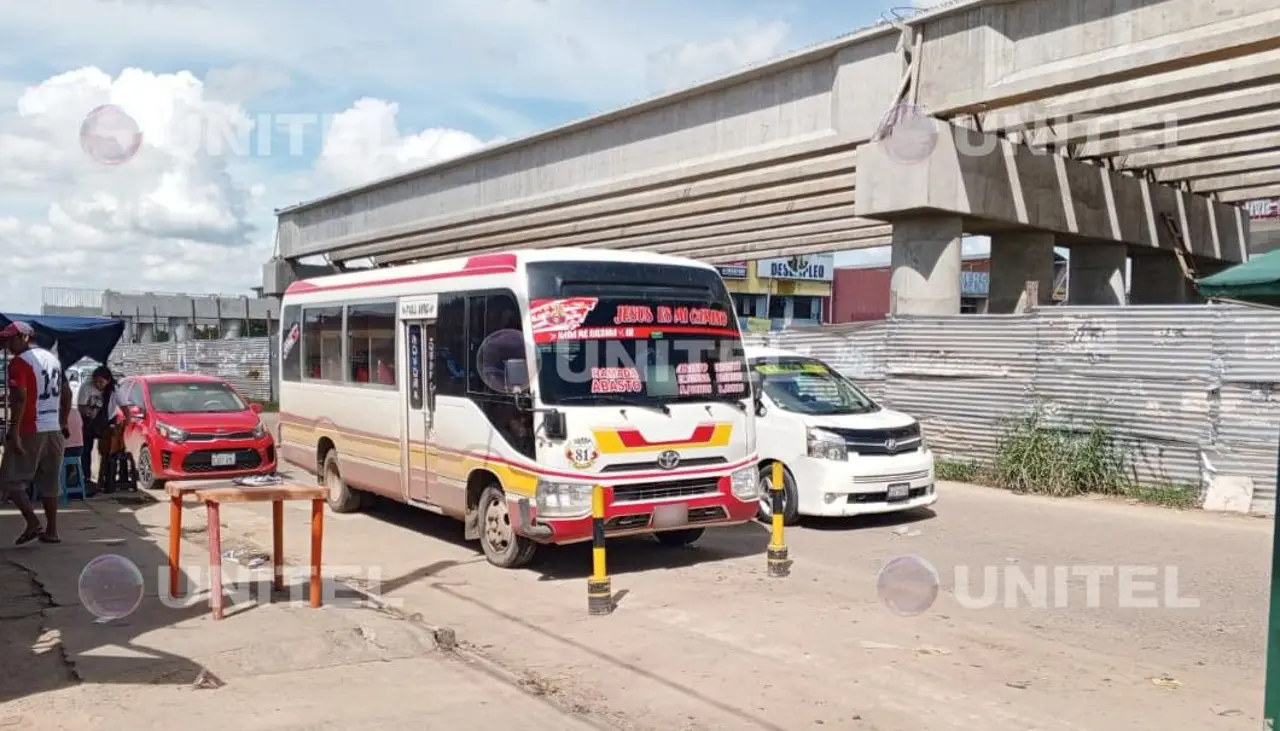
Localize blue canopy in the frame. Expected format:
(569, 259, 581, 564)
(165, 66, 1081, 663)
(0, 313, 126, 369)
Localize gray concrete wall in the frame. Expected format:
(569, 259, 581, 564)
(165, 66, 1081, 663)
(100, 292, 278, 322)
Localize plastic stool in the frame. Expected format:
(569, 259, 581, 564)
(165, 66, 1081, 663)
(60, 455, 87, 506)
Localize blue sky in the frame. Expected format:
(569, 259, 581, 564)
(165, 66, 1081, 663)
(0, 0, 959, 310)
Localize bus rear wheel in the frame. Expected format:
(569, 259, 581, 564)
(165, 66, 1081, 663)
(323, 451, 364, 513)
(477, 485, 538, 569)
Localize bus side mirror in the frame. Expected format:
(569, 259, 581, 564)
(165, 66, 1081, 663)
(503, 359, 529, 392)
(542, 410, 567, 440)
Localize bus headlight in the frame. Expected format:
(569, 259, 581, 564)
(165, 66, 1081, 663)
(806, 428, 847, 461)
(730, 466, 759, 500)
(535, 479, 593, 518)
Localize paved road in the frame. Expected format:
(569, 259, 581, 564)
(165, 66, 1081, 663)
(184, 469, 1269, 731)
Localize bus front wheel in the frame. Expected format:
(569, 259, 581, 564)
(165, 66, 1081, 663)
(477, 485, 538, 569)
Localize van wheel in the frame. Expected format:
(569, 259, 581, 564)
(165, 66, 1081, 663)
(477, 485, 538, 569)
(758, 463, 800, 526)
(322, 451, 363, 513)
(654, 528, 705, 547)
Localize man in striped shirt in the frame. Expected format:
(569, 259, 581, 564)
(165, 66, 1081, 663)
(1, 322, 70, 545)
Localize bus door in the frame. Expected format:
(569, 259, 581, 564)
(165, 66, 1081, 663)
(399, 296, 439, 506)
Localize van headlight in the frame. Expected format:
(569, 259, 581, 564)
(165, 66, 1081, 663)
(806, 428, 847, 461)
(535, 479, 593, 518)
(730, 466, 758, 500)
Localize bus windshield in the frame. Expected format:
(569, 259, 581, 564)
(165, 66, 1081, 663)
(525, 261, 748, 407)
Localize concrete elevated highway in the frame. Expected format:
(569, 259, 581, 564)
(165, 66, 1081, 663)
(265, 0, 1280, 314)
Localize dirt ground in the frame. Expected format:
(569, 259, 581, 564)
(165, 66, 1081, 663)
(0, 493, 602, 730)
(38, 476, 1263, 731)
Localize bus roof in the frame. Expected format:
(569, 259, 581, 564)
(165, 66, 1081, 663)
(283, 247, 721, 298)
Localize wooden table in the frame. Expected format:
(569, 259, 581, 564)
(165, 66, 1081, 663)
(166, 482, 328, 620)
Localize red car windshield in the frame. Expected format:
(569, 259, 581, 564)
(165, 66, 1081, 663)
(149, 382, 246, 413)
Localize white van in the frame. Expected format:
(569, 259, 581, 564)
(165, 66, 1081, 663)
(747, 347, 936, 524)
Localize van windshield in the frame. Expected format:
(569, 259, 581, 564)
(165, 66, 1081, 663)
(752, 358, 878, 415)
(526, 262, 748, 407)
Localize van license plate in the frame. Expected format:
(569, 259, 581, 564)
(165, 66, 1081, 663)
(886, 483, 910, 501)
(211, 452, 237, 468)
(653, 504, 689, 529)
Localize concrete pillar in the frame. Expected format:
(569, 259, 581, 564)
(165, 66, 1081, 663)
(1129, 252, 1198, 304)
(169, 317, 189, 342)
(136, 323, 155, 344)
(889, 216, 963, 315)
(989, 231, 1056, 313)
(221, 319, 243, 338)
(1067, 243, 1127, 305)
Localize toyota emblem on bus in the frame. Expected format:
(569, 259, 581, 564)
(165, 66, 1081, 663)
(656, 450, 681, 470)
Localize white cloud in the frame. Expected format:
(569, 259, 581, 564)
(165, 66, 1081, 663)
(0, 66, 487, 311)
(314, 98, 489, 189)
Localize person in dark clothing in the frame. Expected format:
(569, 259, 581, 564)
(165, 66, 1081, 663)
(78, 366, 129, 492)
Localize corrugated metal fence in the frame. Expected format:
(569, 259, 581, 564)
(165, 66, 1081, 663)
(110, 338, 276, 403)
(750, 302, 1280, 515)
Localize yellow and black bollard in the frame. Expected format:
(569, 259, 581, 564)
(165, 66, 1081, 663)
(767, 462, 791, 578)
(587, 484, 613, 615)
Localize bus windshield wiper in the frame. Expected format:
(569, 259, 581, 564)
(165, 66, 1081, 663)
(563, 394, 671, 415)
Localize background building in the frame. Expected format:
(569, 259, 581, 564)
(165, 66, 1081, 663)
(717, 254, 833, 332)
(831, 252, 1068, 322)
(42, 287, 278, 343)
(1248, 198, 1280, 255)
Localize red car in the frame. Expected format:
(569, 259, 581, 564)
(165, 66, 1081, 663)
(118, 374, 276, 490)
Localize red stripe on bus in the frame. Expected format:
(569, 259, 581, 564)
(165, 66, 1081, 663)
(284, 262, 518, 295)
(614, 423, 718, 448)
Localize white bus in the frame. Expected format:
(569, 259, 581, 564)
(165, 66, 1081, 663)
(277, 248, 761, 567)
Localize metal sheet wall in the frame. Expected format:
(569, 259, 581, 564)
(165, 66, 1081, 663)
(755, 303, 1280, 514)
(110, 338, 275, 403)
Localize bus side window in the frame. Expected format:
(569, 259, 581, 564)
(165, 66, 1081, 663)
(280, 305, 301, 382)
(434, 294, 467, 396)
(465, 292, 532, 458)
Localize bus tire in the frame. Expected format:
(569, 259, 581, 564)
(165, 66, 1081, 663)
(322, 450, 363, 514)
(477, 485, 538, 569)
(654, 528, 705, 547)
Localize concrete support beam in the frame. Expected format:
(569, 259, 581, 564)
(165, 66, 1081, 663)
(1221, 184, 1280, 204)
(261, 258, 338, 297)
(888, 217, 963, 315)
(854, 124, 1248, 263)
(1191, 168, 1280, 194)
(989, 231, 1056, 313)
(923, 2, 1280, 116)
(1129, 251, 1198, 304)
(1077, 108, 1280, 160)
(1025, 84, 1280, 150)
(1067, 243, 1127, 305)
(1121, 129, 1280, 170)
(1157, 150, 1280, 182)
(983, 50, 1280, 133)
